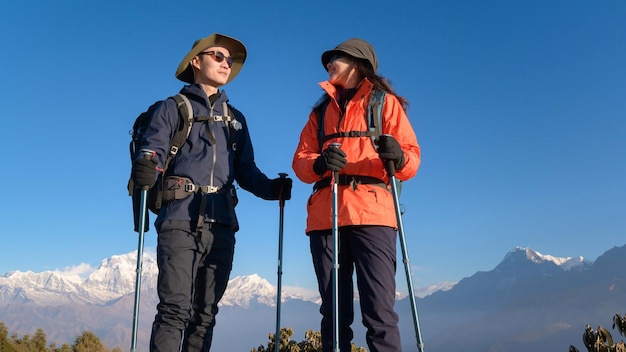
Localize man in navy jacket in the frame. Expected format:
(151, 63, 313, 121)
(131, 33, 292, 352)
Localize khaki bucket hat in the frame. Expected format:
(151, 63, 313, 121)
(175, 33, 247, 84)
(321, 38, 378, 72)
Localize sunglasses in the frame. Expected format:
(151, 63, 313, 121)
(328, 54, 345, 64)
(198, 50, 234, 68)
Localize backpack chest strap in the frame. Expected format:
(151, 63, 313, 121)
(320, 131, 379, 146)
(195, 115, 233, 123)
(313, 175, 388, 192)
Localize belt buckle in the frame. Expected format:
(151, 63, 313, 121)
(203, 185, 220, 194)
(185, 183, 196, 193)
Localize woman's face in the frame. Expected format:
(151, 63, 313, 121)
(327, 54, 359, 88)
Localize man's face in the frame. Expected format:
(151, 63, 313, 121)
(191, 46, 233, 87)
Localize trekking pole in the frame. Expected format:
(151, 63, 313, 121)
(130, 151, 152, 352)
(383, 142, 425, 352)
(274, 172, 288, 352)
(329, 142, 342, 352)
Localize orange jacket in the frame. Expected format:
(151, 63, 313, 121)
(292, 79, 421, 232)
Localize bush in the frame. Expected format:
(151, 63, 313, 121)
(251, 327, 366, 352)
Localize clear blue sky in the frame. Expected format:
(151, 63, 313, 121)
(1, 0, 624, 297)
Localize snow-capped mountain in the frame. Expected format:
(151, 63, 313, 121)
(0, 250, 320, 351)
(1, 246, 591, 310)
(504, 246, 591, 271)
(0, 250, 309, 308)
(2, 244, 625, 352)
(221, 274, 282, 307)
(418, 244, 625, 352)
(81, 251, 158, 301)
(0, 251, 156, 306)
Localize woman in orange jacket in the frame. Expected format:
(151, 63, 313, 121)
(292, 38, 421, 352)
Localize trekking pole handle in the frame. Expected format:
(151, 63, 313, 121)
(140, 149, 155, 191)
(278, 172, 288, 207)
(328, 143, 342, 181)
(386, 160, 396, 177)
(329, 142, 342, 149)
(380, 134, 397, 177)
(140, 149, 154, 159)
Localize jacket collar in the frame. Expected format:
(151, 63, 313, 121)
(319, 78, 374, 103)
(181, 84, 230, 109)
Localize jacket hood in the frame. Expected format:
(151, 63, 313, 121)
(180, 84, 230, 110)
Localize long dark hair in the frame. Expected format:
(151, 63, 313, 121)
(313, 57, 409, 112)
(357, 58, 409, 110)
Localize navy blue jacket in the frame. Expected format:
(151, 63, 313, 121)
(138, 84, 274, 231)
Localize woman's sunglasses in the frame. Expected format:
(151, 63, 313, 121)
(198, 50, 234, 68)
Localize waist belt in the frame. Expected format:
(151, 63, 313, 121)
(159, 176, 234, 237)
(313, 175, 387, 192)
(161, 176, 225, 203)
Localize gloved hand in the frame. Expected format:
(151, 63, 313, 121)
(312, 146, 347, 175)
(376, 135, 405, 169)
(132, 157, 158, 189)
(269, 176, 293, 200)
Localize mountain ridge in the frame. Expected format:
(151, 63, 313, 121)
(1, 244, 624, 352)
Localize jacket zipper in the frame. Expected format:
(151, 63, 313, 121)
(208, 102, 217, 221)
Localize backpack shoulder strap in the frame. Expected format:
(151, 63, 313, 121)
(152, 93, 194, 212)
(367, 90, 386, 148)
(316, 99, 331, 152)
(368, 90, 402, 192)
(168, 93, 193, 159)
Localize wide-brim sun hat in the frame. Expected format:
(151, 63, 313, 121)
(175, 33, 247, 84)
(321, 38, 378, 72)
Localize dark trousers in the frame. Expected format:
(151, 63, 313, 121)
(150, 221, 235, 352)
(309, 226, 401, 352)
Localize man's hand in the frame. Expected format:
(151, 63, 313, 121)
(132, 157, 158, 189)
(269, 177, 293, 200)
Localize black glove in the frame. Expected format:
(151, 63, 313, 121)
(312, 146, 347, 175)
(376, 135, 406, 169)
(269, 177, 293, 200)
(132, 157, 158, 189)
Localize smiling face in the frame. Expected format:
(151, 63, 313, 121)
(191, 45, 232, 92)
(326, 54, 361, 89)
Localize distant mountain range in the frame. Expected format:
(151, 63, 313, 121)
(1, 244, 624, 352)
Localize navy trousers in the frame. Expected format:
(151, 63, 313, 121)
(309, 225, 401, 352)
(149, 221, 235, 352)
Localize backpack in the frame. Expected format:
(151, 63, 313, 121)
(316, 90, 403, 195)
(128, 93, 193, 232)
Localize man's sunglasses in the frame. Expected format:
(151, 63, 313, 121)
(198, 50, 234, 68)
